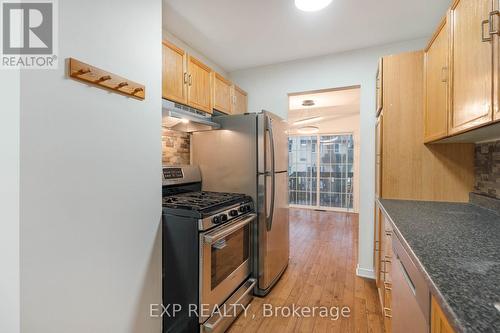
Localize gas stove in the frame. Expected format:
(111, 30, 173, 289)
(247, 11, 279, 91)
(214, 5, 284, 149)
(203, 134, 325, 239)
(162, 165, 256, 333)
(162, 166, 253, 230)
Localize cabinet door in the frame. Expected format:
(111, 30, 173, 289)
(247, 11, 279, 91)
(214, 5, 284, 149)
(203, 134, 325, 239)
(187, 56, 213, 113)
(424, 17, 450, 142)
(376, 59, 383, 115)
(375, 112, 383, 198)
(431, 296, 455, 333)
(162, 41, 187, 104)
(212, 72, 232, 114)
(232, 85, 248, 115)
(450, 0, 493, 134)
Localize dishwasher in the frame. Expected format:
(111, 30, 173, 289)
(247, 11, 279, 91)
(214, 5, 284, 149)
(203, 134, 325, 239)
(391, 234, 430, 332)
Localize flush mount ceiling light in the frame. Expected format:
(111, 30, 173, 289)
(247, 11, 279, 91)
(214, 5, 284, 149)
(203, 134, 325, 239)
(302, 99, 315, 106)
(295, 0, 333, 12)
(297, 126, 320, 134)
(293, 116, 323, 126)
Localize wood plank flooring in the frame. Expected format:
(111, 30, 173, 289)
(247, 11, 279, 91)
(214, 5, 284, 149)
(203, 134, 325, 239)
(228, 208, 384, 333)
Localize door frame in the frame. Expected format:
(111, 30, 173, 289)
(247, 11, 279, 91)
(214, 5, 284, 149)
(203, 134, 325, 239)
(288, 132, 356, 213)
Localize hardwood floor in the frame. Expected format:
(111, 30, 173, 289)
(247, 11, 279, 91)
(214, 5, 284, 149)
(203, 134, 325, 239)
(228, 208, 385, 333)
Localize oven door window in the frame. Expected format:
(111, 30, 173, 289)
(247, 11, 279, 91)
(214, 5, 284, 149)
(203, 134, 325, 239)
(211, 224, 249, 290)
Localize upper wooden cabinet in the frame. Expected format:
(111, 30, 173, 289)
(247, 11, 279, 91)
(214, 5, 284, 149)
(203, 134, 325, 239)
(424, 16, 450, 143)
(187, 56, 213, 114)
(376, 59, 383, 115)
(212, 72, 232, 114)
(449, 0, 493, 134)
(232, 85, 248, 115)
(162, 41, 187, 104)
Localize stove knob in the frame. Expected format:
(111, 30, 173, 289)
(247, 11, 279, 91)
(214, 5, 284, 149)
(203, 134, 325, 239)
(229, 210, 238, 217)
(220, 214, 228, 222)
(212, 216, 221, 224)
(239, 206, 247, 213)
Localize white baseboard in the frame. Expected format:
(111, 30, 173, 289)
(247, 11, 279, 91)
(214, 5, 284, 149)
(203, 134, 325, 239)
(356, 264, 375, 279)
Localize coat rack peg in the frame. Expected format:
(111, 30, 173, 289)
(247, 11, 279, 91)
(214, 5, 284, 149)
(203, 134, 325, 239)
(97, 75, 111, 82)
(75, 68, 91, 75)
(68, 58, 145, 100)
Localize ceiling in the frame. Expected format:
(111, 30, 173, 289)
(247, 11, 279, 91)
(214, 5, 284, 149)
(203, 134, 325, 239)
(289, 88, 360, 110)
(289, 88, 360, 131)
(163, 0, 450, 72)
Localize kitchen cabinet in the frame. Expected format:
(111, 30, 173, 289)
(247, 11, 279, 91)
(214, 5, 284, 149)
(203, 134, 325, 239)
(449, 0, 493, 134)
(379, 51, 474, 202)
(431, 296, 455, 333)
(212, 72, 233, 114)
(375, 112, 383, 199)
(233, 86, 248, 115)
(376, 59, 383, 115)
(231, 85, 248, 115)
(374, 211, 393, 332)
(424, 16, 450, 142)
(187, 55, 213, 114)
(162, 41, 187, 104)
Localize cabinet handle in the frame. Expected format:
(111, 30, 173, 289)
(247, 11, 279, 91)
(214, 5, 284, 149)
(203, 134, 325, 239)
(383, 307, 392, 318)
(482, 19, 493, 42)
(441, 67, 448, 83)
(188, 74, 192, 86)
(490, 10, 500, 36)
(183, 72, 188, 85)
(384, 282, 392, 291)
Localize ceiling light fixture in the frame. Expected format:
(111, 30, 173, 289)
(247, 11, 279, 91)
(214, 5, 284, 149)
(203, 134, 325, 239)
(295, 0, 333, 12)
(302, 99, 315, 106)
(297, 126, 319, 134)
(320, 137, 339, 143)
(293, 116, 323, 126)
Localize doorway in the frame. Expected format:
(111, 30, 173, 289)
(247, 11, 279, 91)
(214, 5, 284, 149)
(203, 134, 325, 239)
(287, 87, 360, 213)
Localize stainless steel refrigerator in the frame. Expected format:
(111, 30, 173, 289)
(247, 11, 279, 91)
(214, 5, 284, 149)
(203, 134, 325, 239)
(192, 111, 289, 296)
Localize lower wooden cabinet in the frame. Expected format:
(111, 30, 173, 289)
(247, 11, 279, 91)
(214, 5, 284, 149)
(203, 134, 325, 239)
(431, 296, 455, 333)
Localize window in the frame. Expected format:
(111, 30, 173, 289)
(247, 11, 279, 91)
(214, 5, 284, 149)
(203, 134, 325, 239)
(288, 134, 354, 211)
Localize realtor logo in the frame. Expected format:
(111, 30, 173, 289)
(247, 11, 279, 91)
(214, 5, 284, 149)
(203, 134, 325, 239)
(1, 0, 58, 69)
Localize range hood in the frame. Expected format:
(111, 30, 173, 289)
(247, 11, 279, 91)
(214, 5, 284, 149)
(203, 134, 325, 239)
(162, 100, 220, 132)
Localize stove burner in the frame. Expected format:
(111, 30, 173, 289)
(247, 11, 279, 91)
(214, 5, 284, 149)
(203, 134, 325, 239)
(162, 191, 248, 213)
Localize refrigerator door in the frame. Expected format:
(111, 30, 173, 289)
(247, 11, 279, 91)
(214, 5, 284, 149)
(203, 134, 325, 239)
(257, 171, 289, 294)
(262, 111, 289, 173)
(256, 112, 289, 295)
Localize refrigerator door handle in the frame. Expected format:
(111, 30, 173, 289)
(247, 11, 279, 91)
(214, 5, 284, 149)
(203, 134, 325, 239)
(265, 114, 276, 231)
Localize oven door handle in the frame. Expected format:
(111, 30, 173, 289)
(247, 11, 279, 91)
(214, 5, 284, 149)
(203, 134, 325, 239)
(204, 214, 256, 244)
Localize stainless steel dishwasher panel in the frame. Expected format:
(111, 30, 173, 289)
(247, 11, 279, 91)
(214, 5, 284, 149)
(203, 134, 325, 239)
(391, 235, 430, 333)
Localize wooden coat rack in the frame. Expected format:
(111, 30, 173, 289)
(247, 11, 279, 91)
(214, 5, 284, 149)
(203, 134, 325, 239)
(68, 58, 146, 100)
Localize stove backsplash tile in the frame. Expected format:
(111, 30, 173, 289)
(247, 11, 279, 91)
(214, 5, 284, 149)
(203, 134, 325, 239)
(474, 140, 500, 199)
(162, 128, 190, 166)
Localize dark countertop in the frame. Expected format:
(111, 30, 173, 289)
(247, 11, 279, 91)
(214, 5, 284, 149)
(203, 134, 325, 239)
(378, 197, 500, 333)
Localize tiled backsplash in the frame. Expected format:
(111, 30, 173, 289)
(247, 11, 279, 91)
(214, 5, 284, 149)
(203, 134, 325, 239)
(474, 140, 500, 199)
(162, 128, 190, 166)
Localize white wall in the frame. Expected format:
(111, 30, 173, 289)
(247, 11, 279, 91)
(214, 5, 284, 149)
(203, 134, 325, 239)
(163, 30, 229, 76)
(230, 38, 427, 276)
(18, 1, 162, 332)
(0, 71, 20, 333)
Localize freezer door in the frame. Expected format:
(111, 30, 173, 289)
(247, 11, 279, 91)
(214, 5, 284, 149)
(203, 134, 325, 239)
(262, 111, 288, 173)
(258, 171, 289, 292)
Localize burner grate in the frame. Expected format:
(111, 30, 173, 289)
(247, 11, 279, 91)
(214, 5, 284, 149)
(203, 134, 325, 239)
(162, 191, 247, 212)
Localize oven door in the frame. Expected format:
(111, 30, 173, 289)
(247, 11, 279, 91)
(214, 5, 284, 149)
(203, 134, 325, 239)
(200, 213, 255, 322)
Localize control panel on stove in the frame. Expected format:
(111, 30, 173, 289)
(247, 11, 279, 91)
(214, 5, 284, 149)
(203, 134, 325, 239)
(163, 168, 184, 180)
(211, 203, 253, 225)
